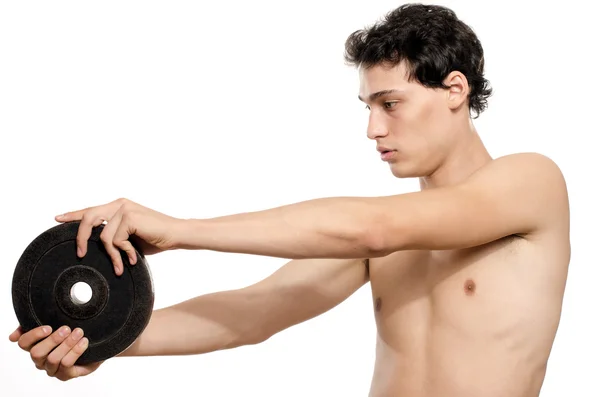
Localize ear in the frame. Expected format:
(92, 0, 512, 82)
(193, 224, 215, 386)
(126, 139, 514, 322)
(444, 71, 470, 111)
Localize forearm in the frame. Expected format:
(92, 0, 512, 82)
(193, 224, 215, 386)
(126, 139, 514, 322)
(176, 197, 383, 259)
(117, 288, 267, 357)
(117, 256, 369, 358)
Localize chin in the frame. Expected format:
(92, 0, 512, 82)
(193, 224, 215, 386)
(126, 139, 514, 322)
(388, 163, 416, 179)
(388, 159, 431, 179)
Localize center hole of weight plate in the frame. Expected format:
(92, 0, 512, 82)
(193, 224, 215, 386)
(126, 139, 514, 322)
(70, 281, 93, 305)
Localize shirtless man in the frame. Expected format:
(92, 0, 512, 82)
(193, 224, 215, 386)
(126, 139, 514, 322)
(9, 4, 570, 396)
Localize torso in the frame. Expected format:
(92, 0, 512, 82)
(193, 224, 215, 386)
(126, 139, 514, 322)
(367, 230, 570, 397)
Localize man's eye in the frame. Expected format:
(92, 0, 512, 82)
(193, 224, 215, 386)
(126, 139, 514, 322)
(384, 101, 398, 109)
(365, 104, 371, 110)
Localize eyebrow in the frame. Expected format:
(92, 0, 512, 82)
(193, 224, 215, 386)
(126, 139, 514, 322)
(358, 89, 405, 102)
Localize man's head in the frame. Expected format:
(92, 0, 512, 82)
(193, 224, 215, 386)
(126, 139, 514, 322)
(345, 3, 492, 179)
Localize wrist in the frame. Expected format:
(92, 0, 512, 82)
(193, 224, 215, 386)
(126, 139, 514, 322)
(173, 218, 204, 250)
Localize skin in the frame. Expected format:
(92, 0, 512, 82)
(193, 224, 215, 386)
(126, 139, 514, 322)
(9, 62, 570, 396)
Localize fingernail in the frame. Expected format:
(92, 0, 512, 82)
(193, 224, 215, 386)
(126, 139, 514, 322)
(59, 326, 70, 337)
(79, 337, 88, 348)
(43, 326, 52, 334)
(77, 247, 83, 257)
(72, 328, 83, 340)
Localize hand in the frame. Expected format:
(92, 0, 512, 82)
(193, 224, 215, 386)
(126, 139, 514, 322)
(55, 198, 185, 275)
(9, 325, 103, 381)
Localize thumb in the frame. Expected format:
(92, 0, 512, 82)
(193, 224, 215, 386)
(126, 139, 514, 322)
(9, 326, 23, 342)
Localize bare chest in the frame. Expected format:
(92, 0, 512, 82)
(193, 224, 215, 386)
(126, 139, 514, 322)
(368, 236, 563, 341)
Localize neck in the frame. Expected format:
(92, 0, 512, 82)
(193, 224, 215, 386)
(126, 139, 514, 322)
(419, 122, 492, 190)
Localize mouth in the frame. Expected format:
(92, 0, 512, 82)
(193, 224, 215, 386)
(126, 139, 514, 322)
(379, 150, 397, 161)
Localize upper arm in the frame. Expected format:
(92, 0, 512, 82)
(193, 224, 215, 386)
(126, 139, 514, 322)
(372, 152, 569, 253)
(246, 257, 369, 339)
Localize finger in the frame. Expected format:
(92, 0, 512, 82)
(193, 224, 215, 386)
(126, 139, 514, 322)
(45, 328, 84, 377)
(76, 214, 108, 258)
(16, 325, 52, 350)
(56, 198, 127, 223)
(29, 326, 71, 367)
(9, 326, 24, 342)
(114, 239, 137, 266)
(100, 212, 125, 275)
(114, 221, 138, 266)
(59, 337, 89, 369)
(55, 207, 90, 223)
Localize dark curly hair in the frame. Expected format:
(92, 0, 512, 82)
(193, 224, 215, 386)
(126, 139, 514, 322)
(344, 3, 492, 118)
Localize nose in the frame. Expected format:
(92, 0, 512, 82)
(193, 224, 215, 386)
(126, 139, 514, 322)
(366, 112, 388, 140)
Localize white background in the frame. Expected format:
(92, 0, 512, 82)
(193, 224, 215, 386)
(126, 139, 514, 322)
(0, 0, 597, 396)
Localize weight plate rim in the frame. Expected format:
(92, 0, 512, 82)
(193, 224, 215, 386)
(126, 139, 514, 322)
(11, 221, 154, 365)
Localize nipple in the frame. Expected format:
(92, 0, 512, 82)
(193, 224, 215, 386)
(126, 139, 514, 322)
(464, 279, 476, 296)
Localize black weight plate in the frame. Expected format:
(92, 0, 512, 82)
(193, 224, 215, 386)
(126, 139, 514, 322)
(12, 221, 154, 365)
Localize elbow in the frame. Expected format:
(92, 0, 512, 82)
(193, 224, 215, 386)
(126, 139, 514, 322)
(361, 232, 390, 258)
(222, 328, 269, 350)
(243, 325, 274, 346)
(246, 331, 271, 346)
(360, 216, 405, 258)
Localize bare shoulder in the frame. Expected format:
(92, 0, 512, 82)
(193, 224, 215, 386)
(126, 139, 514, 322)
(470, 151, 569, 235)
(470, 151, 568, 206)
(475, 152, 566, 184)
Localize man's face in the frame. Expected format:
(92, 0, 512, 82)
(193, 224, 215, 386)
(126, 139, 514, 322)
(358, 62, 454, 178)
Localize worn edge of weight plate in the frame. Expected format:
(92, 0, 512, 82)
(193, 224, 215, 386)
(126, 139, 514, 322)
(11, 221, 155, 365)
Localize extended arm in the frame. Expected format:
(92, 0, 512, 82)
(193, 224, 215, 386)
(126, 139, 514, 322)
(176, 152, 568, 258)
(118, 257, 368, 357)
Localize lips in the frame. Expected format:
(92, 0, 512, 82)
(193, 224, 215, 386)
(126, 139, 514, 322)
(377, 146, 394, 154)
(378, 148, 397, 161)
